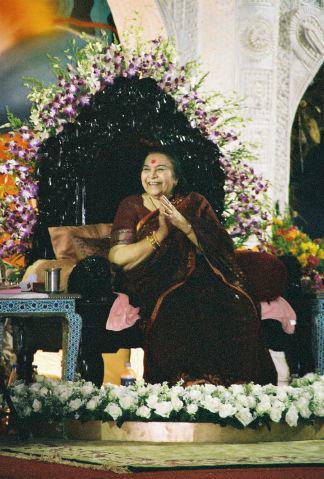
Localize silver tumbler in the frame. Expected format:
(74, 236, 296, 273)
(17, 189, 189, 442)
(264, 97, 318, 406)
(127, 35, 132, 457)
(44, 268, 61, 293)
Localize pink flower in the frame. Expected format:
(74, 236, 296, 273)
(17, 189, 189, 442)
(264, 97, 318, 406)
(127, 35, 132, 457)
(106, 293, 140, 331)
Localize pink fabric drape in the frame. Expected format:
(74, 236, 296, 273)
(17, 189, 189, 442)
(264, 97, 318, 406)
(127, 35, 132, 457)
(106, 293, 140, 331)
(261, 296, 296, 334)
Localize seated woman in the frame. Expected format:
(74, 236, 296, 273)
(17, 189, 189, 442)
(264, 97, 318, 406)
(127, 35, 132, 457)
(108, 148, 277, 386)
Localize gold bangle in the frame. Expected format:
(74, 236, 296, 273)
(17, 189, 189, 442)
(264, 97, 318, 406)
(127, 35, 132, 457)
(146, 234, 156, 250)
(146, 232, 160, 250)
(152, 231, 161, 247)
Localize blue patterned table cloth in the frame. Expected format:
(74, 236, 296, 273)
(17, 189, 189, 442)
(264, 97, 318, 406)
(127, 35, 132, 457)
(0, 294, 81, 381)
(312, 291, 324, 375)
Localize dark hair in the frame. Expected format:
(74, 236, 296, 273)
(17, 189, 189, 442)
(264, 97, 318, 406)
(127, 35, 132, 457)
(143, 147, 189, 194)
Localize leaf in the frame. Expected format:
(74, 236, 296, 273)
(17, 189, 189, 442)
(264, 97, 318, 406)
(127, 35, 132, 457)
(23, 76, 45, 90)
(192, 72, 209, 91)
(46, 54, 69, 79)
(5, 107, 23, 129)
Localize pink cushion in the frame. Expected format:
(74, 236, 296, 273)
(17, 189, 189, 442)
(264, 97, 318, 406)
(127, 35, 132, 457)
(106, 293, 140, 331)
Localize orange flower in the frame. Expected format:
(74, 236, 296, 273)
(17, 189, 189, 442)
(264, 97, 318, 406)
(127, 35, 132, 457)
(8, 202, 17, 211)
(29, 198, 38, 211)
(0, 174, 18, 198)
(298, 253, 308, 267)
(0, 133, 29, 160)
(0, 232, 11, 244)
(2, 254, 26, 269)
(285, 228, 299, 242)
(0, 135, 10, 160)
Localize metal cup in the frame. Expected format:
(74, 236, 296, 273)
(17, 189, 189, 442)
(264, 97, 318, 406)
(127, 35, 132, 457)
(44, 268, 61, 293)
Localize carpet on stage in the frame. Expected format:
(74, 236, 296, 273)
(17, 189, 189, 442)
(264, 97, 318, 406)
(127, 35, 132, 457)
(0, 438, 323, 473)
(0, 457, 323, 479)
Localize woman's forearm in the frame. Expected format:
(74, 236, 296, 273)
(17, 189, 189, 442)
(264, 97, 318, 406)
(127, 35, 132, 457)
(178, 221, 200, 249)
(108, 239, 154, 270)
(108, 228, 167, 270)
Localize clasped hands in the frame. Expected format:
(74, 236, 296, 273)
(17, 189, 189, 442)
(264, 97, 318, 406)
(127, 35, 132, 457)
(158, 195, 192, 236)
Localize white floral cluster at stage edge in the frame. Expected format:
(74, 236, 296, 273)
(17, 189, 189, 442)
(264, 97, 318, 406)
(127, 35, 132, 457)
(3, 373, 323, 429)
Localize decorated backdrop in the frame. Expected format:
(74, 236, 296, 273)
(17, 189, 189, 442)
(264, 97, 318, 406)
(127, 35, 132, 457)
(0, 32, 270, 255)
(0, 30, 323, 286)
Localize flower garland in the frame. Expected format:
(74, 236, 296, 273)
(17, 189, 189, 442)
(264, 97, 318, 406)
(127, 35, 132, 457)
(1, 32, 271, 257)
(3, 373, 323, 429)
(0, 131, 39, 257)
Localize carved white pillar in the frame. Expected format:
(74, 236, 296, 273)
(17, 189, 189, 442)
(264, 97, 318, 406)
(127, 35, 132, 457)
(235, 0, 280, 207)
(157, 0, 281, 204)
(273, 0, 324, 207)
(274, 0, 324, 209)
(155, 0, 324, 210)
(107, 0, 324, 211)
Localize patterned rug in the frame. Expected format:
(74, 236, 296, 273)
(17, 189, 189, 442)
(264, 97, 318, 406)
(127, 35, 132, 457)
(0, 439, 323, 472)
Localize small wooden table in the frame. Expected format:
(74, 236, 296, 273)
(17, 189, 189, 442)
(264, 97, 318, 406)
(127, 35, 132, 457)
(0, 293, 81, 381)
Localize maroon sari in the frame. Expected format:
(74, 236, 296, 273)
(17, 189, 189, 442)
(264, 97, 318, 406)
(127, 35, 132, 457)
(111, 192, 276, 386)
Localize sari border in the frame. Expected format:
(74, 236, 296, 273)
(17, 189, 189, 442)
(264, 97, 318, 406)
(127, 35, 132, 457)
(205, 256, 259, 317)
(136, 210, 158, 233)
(110, 228, 136, 247)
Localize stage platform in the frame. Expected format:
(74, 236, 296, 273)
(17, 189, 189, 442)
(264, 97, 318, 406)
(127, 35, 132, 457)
(64, 419, 324, 443)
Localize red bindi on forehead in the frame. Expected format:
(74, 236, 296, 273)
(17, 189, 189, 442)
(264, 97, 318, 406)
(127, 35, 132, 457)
(149, 158, 157, 164)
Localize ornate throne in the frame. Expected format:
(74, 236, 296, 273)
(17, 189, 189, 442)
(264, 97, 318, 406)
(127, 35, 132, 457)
(17, 76, 224, 386)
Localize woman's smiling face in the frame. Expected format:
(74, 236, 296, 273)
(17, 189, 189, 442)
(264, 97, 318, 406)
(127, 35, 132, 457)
(141, 153, 178, 199)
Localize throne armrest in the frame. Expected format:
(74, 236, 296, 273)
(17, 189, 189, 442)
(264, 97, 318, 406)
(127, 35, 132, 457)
(22, 259, 76, 292)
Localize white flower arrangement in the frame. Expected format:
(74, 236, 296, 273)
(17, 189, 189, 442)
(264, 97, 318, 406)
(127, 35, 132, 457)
(2, 373, 323, 430)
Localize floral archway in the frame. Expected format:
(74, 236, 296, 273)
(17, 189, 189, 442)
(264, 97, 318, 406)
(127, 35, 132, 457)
(0, 33, 270, 256)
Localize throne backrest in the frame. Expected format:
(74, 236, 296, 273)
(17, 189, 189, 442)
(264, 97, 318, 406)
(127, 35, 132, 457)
(28, 77, 225, 264)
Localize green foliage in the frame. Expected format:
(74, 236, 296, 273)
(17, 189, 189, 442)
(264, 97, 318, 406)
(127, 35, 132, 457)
(5, 107, 23, 130)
